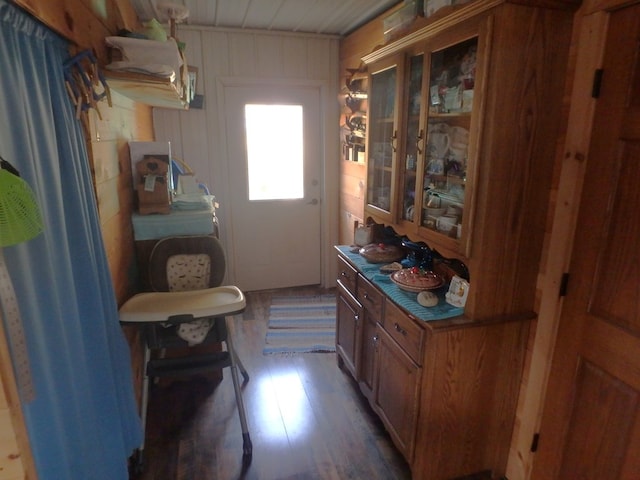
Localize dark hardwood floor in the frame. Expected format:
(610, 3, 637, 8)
(135, 286, 412, 480)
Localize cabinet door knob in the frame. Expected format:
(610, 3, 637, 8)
(390, 130, 397, 152)
(394, 322, 407, 336)
(416, 129, 424, 155)
(373, 334, 379, 344)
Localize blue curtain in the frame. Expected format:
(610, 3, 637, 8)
(0, 2, 142, 479)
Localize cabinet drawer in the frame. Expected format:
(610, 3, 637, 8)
(383, 300, 425, 364)
(357, 274, 384, 321)
(337, 255, 357, 293)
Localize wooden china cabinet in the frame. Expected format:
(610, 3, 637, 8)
(364, 0, 577, 320)
(336, 0, 578, 478)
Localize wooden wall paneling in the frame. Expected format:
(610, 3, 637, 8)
(182, 29, 204, 89)
(340, 211, 363, 245)
(307, 37, 334, 79)
(179, 110, 211, 183)
(151, 111, 181, 161)
(0, 311, 34, 480)
(339, 4, 400, 67)
(282, 37, 309, 78)
(229, 34, 258, 76)
(87, 90, 154, 305)
(12, 0, 138, 63)
(195, 30, 227, 190)
(200, 30, 231, 232)
(86, 91, 154, 418)
(256, 35, 285, 77)
(96, 177, 121, 225)
(168, 29, 211, 182)
(341, 191, 366, 220)
(337, 5, 396, 244)
(322, 37, 342, 278)
(341, 164, 366, 216)
(92, 140, 121, 184)
(0, 409, 22, 480)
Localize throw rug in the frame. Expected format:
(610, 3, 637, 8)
(263, 294, 336, 354)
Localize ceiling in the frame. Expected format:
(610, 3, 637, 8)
(129, 0, 403, 36)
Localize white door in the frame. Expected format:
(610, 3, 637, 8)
(223, 84, 322, 291)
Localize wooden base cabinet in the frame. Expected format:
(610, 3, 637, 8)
(357, 270, 385, 400)
(336, 282, 361, 378)
(335, 250, 531, 479)
(373, 324, 422, 461)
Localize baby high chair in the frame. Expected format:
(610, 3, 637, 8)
(119, 235, 252, 472)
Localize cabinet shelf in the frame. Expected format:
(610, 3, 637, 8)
(104, 36, 189, 110)
(428, 111, 472, 118)
(372, 117, 395, 124)
(104, 69, 189, 109)
(371, 165, 393, 173)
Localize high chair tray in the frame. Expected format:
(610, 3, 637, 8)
(119, 285, 246, 323)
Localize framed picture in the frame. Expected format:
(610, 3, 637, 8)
(445, 275, 470, 308)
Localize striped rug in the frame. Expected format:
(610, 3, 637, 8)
(263, 294, 336, 354)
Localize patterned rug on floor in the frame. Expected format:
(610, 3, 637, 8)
(263, 294, 336, 354)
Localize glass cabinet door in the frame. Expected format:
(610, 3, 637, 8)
(367, 61, 399, 217)
(421, 37, 477, 242)
(400, 52, 425, 224)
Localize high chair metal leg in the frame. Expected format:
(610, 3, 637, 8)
(132, 344, 152, 473)
(224, 319, 252, 459)
(231, 347, 250, 383)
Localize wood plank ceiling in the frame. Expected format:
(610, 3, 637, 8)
(129, 0, 402, 36)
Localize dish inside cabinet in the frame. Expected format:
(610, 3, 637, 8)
(422, 37, 477, 239)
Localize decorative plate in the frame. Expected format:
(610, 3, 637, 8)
(359, 243, 404, 264)
(390, 268, 444, 292)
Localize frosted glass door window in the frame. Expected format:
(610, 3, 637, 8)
(245, 104, 304, 200)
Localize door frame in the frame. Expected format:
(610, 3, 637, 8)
(214, 76, 339, 289)
(506, 2, 634, 477)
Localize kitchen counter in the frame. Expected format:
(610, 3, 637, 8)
(335, 245, 464, 322)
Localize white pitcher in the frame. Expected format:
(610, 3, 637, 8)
(429, 131, 450, 159)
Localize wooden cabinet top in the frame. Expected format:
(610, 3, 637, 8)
(363, 0, 580, 65)
(336, 246, 533, 330)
